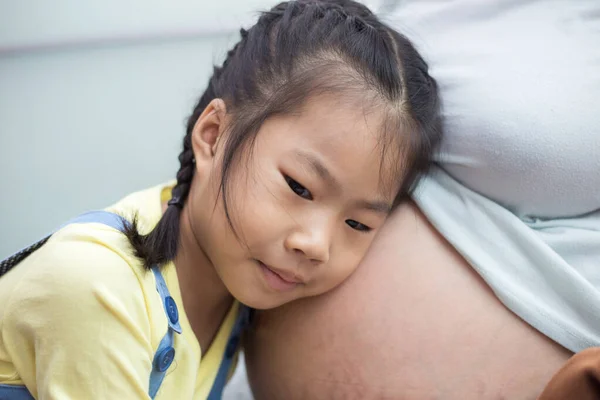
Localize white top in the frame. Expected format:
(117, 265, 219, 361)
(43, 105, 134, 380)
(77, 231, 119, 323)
(381, 0, 600, 352)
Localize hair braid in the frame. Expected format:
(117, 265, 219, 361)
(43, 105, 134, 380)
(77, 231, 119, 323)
(122, 27, 253, 268)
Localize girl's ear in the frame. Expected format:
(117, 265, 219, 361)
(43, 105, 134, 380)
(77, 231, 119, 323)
(191, 98, 228, 166)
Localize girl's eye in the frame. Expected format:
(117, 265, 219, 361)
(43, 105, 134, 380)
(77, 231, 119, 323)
(285, 175, 313, 200)
(346, 219, 372, 232)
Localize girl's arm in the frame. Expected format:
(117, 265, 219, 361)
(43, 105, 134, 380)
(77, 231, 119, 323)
(2, 235, 155, 399)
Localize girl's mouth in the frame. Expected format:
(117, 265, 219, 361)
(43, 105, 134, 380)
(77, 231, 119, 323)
(257, 260, 302, 292)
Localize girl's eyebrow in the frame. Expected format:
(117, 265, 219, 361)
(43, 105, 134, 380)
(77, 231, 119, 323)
(294, 150, 392, 214)
(354, 199, 392, 214)
(294, 150, 340, 190)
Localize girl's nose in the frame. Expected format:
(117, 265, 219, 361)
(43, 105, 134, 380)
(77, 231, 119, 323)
(283, 219, 331, 265)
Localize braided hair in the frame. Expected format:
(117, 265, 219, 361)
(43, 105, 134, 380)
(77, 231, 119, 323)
(125, 0, 442, 269)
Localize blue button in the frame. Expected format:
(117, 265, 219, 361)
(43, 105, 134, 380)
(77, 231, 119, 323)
(225, 336, 240, 358)
(155, 346, 175, 372)
(165, 296, 178, 324)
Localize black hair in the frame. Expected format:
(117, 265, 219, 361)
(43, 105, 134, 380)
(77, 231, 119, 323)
(124, 0, 442, 269)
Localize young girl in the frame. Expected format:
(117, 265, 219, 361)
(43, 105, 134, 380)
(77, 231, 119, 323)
(0, 0, 441, 398)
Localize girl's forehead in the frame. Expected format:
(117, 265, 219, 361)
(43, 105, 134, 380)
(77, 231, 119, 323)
(260, 97, 383, 152)
(269, 94, 388, 142)
(255, 97, 404, 197)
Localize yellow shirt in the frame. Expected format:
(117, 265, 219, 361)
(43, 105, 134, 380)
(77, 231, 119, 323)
(0, 183, 239, 399)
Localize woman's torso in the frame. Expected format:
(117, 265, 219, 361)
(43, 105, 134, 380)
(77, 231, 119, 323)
(387, 0, 600, 219)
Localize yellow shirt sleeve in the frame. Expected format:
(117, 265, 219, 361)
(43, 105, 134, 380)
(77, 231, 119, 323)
(2, 228, 156, 399)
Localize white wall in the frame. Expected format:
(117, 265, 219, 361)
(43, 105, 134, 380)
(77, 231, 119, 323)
(0, 0, 276, 51)
(0, 0, 276, 258)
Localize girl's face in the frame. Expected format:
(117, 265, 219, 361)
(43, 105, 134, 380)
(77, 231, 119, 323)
(189, 96, 401, 309)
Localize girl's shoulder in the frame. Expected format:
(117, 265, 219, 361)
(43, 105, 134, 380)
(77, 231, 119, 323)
(0, 217, 166, 398)
(14, 181, 171, 287)
(0, 182, 174, 343)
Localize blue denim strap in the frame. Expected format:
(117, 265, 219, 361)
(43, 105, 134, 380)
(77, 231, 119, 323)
(148, 266, 182, 398)
(0, 211, 127, 277)
(0, 384, 35, 400)
(57, 210, 128, 232)
(207, 305, 252, 400)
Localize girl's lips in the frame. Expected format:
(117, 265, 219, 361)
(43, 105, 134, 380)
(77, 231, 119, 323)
(257, 261, 301, 292)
